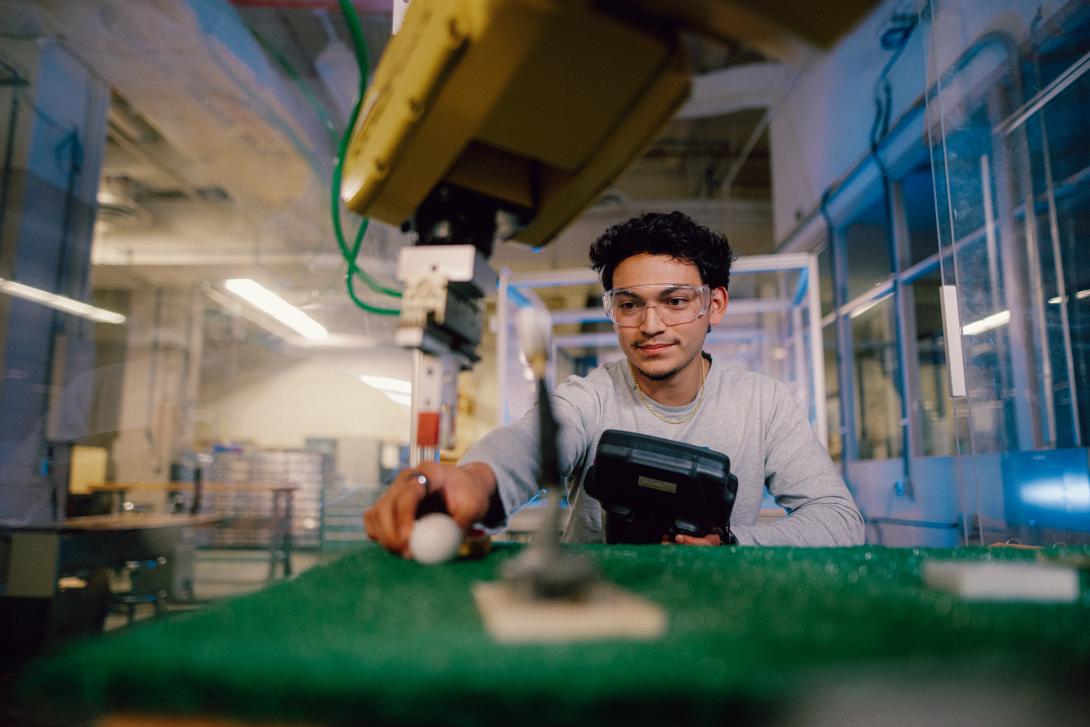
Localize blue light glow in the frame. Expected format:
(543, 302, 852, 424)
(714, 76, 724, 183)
(1020, 480, 1090, 512)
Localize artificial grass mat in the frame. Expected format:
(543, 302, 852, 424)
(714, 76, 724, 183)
(17, 543, 1090, 725)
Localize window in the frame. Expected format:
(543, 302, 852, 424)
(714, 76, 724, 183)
(823, 322, 842, 461)
(851, 296, 903, 459)
(843, 198, 891, 300)
(909, 266, 955, 455)
(901, 166, 941, 265)
(818, 244, 835, 316)
(1049, 180, 1090, 447)
(1028, 62, 1090, 448)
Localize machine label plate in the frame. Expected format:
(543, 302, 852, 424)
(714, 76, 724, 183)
(637, 476, 677, 494)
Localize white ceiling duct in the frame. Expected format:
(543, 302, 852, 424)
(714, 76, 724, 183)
(675, 62, 788, 120)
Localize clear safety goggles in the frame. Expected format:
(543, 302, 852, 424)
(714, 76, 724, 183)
(602, 283, 711, 327)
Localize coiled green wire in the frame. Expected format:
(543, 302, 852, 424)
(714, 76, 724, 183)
(334, 0, 401, 315)
(241, 1, 402, 315)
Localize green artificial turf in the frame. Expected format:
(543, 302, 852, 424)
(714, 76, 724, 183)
(18, 544, 1090, 726)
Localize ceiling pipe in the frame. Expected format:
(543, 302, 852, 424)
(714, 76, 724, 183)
(106, 122, 203, 203)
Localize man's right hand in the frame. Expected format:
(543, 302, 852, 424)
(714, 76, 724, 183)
(363, 461, 498, 558)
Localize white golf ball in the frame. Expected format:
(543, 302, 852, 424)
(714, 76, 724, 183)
(409, 513, 463, 565)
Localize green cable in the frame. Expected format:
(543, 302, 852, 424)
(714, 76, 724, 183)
(239, 4, 400, 312)
(346, 261, 399, 316)
(332, 0, 403, 312)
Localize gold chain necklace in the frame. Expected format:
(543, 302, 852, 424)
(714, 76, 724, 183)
(629, 357, 707, 425)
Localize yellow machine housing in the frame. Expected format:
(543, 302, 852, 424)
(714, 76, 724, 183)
(340, 0, 691, 248)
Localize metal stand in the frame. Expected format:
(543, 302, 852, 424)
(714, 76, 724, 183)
(395, 244, 496, 466)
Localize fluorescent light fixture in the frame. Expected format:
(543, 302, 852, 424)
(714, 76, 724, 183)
(0, 276, 125, 324)
(1048, 289, 1090, 304)
(360, 375, 412, 407)
(962, 309, 1010, 336)
(848, 296, 887, 319)
(224, 279, 327, 341)
(384, 392, 412, 407)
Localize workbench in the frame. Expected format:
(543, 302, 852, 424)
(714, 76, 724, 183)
(2, 513, 223, 598)
(17, 544, 1090, 725)
(88, 482, 299, 580)
(1, 513, 223, 666)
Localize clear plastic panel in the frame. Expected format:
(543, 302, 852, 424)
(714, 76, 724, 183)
(909, 266, 958, 457)
(925, 0, 1090, 544)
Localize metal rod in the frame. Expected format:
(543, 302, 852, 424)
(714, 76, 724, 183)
(997, 49, 1090, 136)
(1036, 104, 1083, 446)
(496, 268, 510, 425)
(866, 516, 959, 530)
(989, 88, 1041, 451)
(830, 216, 858, 462)
(806, 254, 828, 446)
(408, 348, 423, 467)
(720, 110, 770, 198)
(0, 90, 19, 252)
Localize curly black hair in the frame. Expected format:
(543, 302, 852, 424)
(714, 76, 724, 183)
(588, 211, 735, 291)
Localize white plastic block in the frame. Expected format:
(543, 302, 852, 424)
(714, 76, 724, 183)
(923, 560, 1079, 603)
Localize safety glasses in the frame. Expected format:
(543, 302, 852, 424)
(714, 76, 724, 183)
(602, 283, 711, 327)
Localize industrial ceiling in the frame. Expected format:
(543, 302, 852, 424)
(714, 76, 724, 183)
(7, 0, 874, 349)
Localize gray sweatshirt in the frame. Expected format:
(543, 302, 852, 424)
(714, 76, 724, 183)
(461, 355, 864, 546)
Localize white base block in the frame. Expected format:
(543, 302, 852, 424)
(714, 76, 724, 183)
(923, 561, 1080, 602)
(473, 581, 667, 643)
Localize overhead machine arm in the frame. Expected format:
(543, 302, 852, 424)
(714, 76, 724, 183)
(339, 0, 691, 464)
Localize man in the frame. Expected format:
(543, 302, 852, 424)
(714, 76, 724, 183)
(365, 212, 864, 554)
